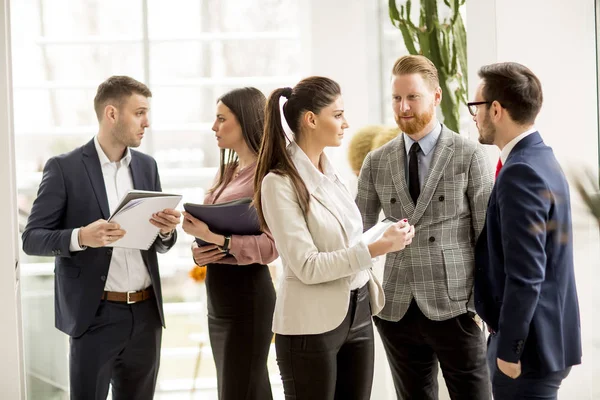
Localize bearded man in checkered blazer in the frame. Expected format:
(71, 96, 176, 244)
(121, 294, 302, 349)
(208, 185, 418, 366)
(356, 55, 494, 399)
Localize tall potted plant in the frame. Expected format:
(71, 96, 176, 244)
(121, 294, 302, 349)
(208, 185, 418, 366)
(388, 0, 468, 133)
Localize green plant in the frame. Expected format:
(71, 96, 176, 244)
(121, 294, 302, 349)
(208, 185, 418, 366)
(573, 170, 600, 226)
(388, 0, 468, 133)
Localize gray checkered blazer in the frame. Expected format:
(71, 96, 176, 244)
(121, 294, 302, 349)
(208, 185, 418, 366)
(356, 126, 494, 322)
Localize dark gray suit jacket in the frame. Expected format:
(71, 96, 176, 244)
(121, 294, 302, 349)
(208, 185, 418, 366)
(22, 138, 176, 337)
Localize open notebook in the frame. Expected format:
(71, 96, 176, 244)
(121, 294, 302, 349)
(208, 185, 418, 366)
(107, 190, 182, 250)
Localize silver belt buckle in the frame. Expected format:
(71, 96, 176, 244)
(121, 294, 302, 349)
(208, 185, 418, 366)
(127, 291, 136, 304)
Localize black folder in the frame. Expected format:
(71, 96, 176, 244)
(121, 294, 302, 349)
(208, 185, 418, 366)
(183, 198, 261, 246)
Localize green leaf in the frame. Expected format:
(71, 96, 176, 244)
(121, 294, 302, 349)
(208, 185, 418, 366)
(450, 39, 458, 76)
(399, 20, 419, 55)
(454, 13, 468, 91)
(450, 0, 460, 25)
(418, 30, 431, 58)
(389, 0, 400, 23)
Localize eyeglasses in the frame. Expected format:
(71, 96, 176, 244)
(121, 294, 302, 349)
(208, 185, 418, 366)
(467, 101, 491, 117)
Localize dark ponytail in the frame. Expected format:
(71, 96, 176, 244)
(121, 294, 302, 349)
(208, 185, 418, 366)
(254, 77, 341, 230)
(254, 88, 309, 231)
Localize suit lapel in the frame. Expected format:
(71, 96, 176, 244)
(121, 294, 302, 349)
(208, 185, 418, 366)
(311, 186, 350, 243)
(411, 128, 454, 225)
(388, 135, 415, 218)
(129, 153, 147, 190)
(81, 139, 110, 219)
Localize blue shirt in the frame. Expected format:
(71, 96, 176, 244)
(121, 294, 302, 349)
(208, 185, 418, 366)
(403, 123, 442, 191)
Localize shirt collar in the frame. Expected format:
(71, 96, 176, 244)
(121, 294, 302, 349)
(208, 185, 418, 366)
(403, 122, 442, 156)
(288, 142, 340, 194)
(500, 127, 537, 164)
(94, 136, 132, 167)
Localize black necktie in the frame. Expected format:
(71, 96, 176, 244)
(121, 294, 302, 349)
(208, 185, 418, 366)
(409, 142, 421, 204)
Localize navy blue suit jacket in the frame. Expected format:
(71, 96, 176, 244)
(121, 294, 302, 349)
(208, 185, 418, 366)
(474, 132, 581, 372)
(22, 139, 177, 337)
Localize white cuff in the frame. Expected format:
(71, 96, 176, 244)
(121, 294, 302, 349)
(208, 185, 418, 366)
(69, 228, 86, 252)
(159, 230, 174, 240)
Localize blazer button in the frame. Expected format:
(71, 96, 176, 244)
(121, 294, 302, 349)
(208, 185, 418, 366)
(100, 275, 106, 282)
(390, 198, 397, 204)
(106, 249, 113, 256)
(429, 236, 435, 243)
(439, 195, 445, 201)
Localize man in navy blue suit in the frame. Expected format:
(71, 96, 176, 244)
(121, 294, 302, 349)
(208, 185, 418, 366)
(470, 62, 582, 399)
(22, 76, 181, 399)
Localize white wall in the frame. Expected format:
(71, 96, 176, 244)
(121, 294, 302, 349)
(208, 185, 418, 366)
(467, 0, 600, 398)
(303, 0, 383, 181)
(0, 0, 25, 398)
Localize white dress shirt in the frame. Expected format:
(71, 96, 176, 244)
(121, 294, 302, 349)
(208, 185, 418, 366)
(69, 136, 152, 292)
(291, 144, 370, 290)
(500, 127, 537, 164)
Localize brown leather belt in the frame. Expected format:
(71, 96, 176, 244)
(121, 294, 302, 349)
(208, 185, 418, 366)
(102, 287, 154, 304)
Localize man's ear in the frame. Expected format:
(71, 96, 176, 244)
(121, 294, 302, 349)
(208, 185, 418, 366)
(490, 100, 502, 122)
(434, 86, 442, 107)
(105, 105, 117, 123)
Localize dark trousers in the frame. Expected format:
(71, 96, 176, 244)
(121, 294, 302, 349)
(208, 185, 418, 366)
(275, 284, 374, 400)
(374, 300, 490, 400)
(69, 297, 162, 400)
(487, 334, 571, 400)
(206, 263, 276, 400)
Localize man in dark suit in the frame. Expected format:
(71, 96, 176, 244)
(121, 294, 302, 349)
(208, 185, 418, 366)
(471, 62, 582, 399)
(22, 76, 181, 399)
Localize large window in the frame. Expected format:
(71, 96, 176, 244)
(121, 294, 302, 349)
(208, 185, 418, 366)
(378, 0, 470, 134)
(12, 0, 301, 398)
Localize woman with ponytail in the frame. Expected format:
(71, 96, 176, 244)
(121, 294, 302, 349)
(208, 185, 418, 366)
(181, 87, 278, 400)
(254, 77, 415, 399)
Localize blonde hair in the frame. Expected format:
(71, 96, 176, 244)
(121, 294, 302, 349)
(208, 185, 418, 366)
(372, 126, 400, 149)
(348, 126, 384, 174)
(348, 125, 400, 175)
(392, 55, 439, 89)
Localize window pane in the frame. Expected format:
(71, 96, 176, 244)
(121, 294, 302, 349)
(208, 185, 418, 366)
(29, 44, 144, 82)
(13, 89, 98, 130)
(40, 0, 142, 37)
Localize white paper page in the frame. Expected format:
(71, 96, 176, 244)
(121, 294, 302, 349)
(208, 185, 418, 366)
(361, 218, 398, 245)
(108, 195, 182, 250)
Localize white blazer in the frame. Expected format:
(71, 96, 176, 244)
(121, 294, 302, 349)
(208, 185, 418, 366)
(261, 143, 385, 335)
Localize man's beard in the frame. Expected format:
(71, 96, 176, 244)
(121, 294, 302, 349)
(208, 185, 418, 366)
(112, 120, 141, 148)
(394, 104, 435, 135)
(477, 113, 496, 145)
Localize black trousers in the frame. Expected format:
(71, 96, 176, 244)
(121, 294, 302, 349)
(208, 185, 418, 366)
(374, 300, 490, 400)
(487, 334, 571, 400)
(206, 263, 276, 400)
(275, 284, 375, 400)
(69, 296, 162, 400)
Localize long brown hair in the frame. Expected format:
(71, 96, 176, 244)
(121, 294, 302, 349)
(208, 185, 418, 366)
(207, 87, 266, 199)
(254, 76, 341, 230)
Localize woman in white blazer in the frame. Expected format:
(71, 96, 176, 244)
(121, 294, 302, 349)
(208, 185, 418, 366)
(253, 76, 415, 400)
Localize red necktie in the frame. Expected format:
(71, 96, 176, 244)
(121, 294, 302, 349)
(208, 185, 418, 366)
(495, 158, 503, 179)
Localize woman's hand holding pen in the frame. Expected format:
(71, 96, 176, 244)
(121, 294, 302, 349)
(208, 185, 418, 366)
(182, 211, 224, 246)
(191, 242, 227, 265)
